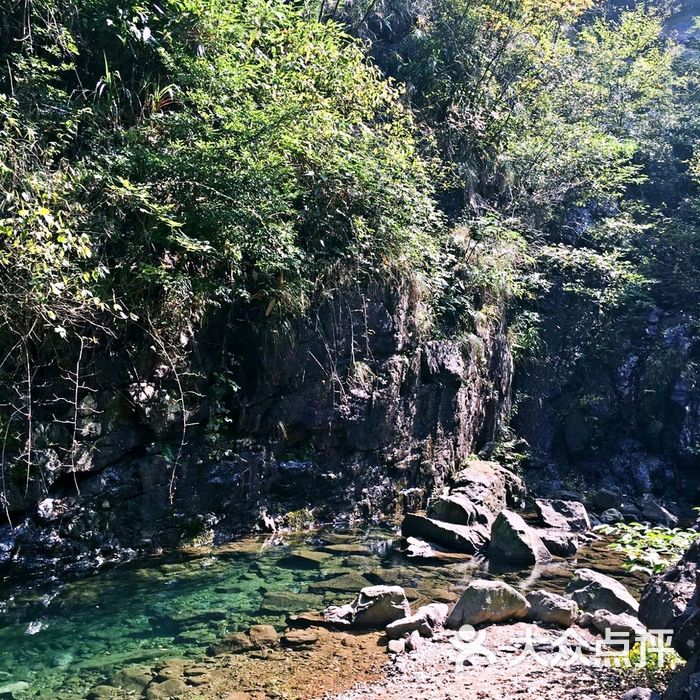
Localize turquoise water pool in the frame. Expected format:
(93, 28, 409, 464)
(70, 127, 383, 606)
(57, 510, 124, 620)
(0, 525, 640, 699)
(0, 526, 475, 699)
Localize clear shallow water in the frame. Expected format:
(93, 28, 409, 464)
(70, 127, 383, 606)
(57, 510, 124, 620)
(0, 526, 476, 699)
(0, 526, 639, 699)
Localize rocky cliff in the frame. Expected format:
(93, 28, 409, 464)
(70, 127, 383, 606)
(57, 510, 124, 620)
(0, 279, 513, 576)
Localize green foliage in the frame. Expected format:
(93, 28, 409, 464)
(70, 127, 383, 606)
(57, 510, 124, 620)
(0, 0, 441, 342)
(1, 0, 699, 485)
(613, 639, 683, 688)
(596, 522, 700, 575)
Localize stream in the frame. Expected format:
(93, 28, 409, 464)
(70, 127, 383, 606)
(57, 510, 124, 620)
(0, 525, 644, 699)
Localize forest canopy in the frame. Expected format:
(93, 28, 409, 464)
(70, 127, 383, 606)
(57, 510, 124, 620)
(0, 0, 699, 465)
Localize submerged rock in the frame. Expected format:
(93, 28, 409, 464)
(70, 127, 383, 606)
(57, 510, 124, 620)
(401, 514, 488, 554)
(308, 572, 374, 593)
(324, 585, 410, 628)
(566, 568, 639, 615)
(145, 678, 189, 700)
(87, 686, 120, 700)
(488, 510, 552, 565)
(278, 550, 331, 568)
(446, 580, 529, 628)
(260, 590, 322, 614)
(526, 590, 578, 628)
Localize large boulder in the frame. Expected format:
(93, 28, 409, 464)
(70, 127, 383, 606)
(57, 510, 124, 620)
(590, 489, 621, 512)
(488, 510, 552, 565)
(535, 499, 590, 532)
(526, 590, 578, 628)
(671, 610, 700, 659)
(566, 569, 639, 615)
(639, 543, 699, 633)
(451, 460, 525, 523)
(427, 494, 477, 526)
(385, 603, 449, 640)
(401, 514, 489, 554)
(446, 580, 529, 628)
(639, 540, 700, 660)
(323, 586, 410, 628)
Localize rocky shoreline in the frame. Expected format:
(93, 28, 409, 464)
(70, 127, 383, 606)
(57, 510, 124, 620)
(67, 459, 691, 700)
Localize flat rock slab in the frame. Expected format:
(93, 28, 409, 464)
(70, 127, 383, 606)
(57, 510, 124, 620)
(260, 590, 323, 613)
(309, 573, 374, 593)
(401, 514, 488, 554)
(320, 544, 372, 555)
(282, 628, 321, 648)
(404, 537, 473, 564)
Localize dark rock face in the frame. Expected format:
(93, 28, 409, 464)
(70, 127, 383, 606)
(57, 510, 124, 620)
(237, 286, 512, 507)
(0, 282, 513, 577)
(639, 540, 700, 658)
(514, 300, 696, 504)
(643, 544, 700, 700)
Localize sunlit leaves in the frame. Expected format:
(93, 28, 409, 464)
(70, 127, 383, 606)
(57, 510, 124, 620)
(597, 522, 700, 576)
